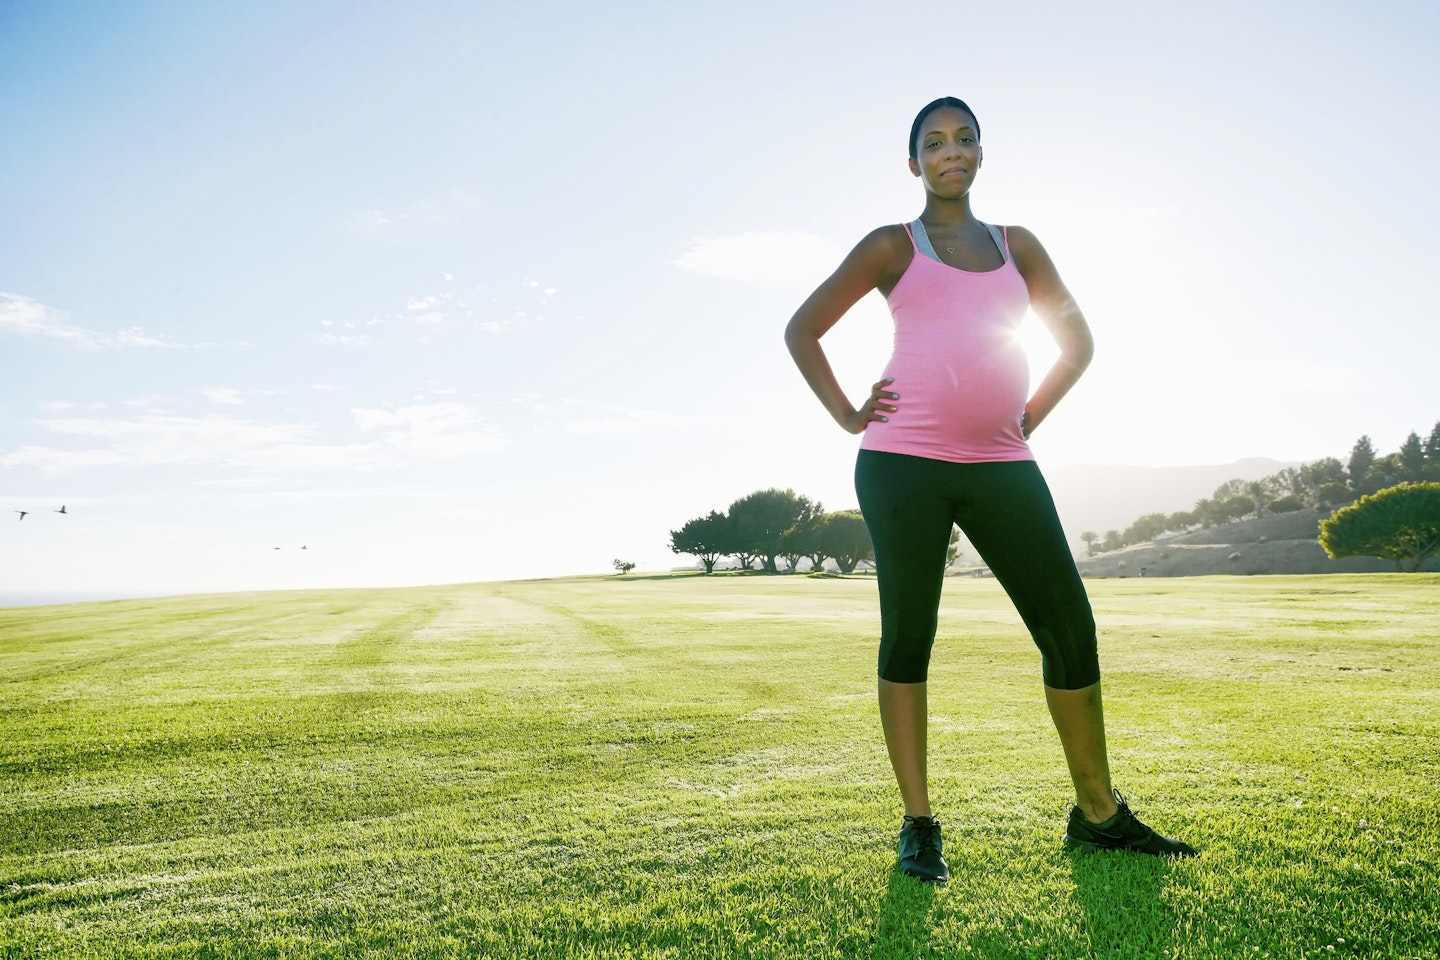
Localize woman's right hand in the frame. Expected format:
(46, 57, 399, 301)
(843, 378, 898, 434)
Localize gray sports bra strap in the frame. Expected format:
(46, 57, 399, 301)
(984, 222, 1009, 264)
(908, 219, 941, 261)
(909, 219, 1009, 265)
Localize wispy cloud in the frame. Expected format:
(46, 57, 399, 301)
(3, 404, 508, 474)
(672, 231, 844, 286)
(562, 404, 715, 435)
(346, 187, 484, 241)
(1, 292, 238, 350)
(1, 292, 108, 347)
(315, 332, 371, 347)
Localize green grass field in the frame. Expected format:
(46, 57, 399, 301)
(2, 573, 1437, 959)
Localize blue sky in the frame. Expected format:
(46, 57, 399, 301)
(3, 0, 1437, 601)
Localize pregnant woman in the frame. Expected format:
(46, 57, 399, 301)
(784, 97, 1195, 882)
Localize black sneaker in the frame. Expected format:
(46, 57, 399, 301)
(897, 815, 950, 882)
(1063, 790, 1197, 857)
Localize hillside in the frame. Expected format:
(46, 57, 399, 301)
(1044, 457, 1297, 543)
(1074, 508, 1440, 577)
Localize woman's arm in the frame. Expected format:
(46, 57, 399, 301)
(784, 226, 909, 434)
(1008, 225, 1095, 438)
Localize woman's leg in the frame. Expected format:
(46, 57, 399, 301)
(879, 677, 930, 816)
(855, 451, 955, 817)
(955, 461, 1117, 820)
(1044, 682, 1118, 823)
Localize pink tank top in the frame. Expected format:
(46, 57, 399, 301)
(858, 221, 1034, 463)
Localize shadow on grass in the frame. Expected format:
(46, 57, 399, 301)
(871, 865, 937, 958)
(1063, 849, 1177, 955)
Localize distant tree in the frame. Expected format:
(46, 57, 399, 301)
(1426, 421, 1440, 481)
(811, 510, 874, 574)
(612, 559, 637, 575)
(1080, 530, 1099, 556)
(727, 488, 822, 574)
(1399, 432, 1425, 482)
(1301, 458, 1347, 505)
(1362, 454, 1402, 497)
(1245, 481, 1267, 518)
(1101, 529, 1124, 552)
(1317, 481, 1352, 508)
(1267, 494, 1306, 514)
(1270, 467, 1307, 500)
(782, 516, 830, 572)
(1166, 510, 1196, 532)
(1319, 482, 1440, 572)
(1348, 435, 1376, 493)
(945, 526, 963, 567)
(1192, 498, 1218, 528)
(1217, 496, 1254, 524)
(669, 510, 730, 574)
(1125, 512, 1169, 544)
(1212, 478, 1249, 502)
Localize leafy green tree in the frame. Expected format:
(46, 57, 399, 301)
(1125, 512, 1169, 544)
(1348, 435, 1376, 493)
(1212, 478, 1249, 502)
(1317, 481, 1351, 507)
(1268, 495, 1306, 514)
(727, 488, 821, 574)
(1270, 466, 1306, 500)
(669, 510, 730, 574)
(1101, 529, 1123, 552)
(1167, 510, 1195, 532)
(945, 526, 963, 567)
(782, 516, 830, 572)
(1080, 530, 1099, 556)
(1426, 422, 1440, 481)
(1246, 481, 1268, 518)
(810, 510, 873, 575)
(1192, 498, 1218, 528)
(1400, 431, 1425, 482)
(612, 559, 637, 575)
(1319, 482, 1440, 572)
(1218, 496, 1254, 524)
(1362, 454, 1402, 496)
(1301, 458, 1346, 505)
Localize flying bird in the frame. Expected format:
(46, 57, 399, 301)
(14, 511, 27, 521)
(55, 505, 67, 514)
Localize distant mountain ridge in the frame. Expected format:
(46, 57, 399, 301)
(1041, 457, 1299, 548)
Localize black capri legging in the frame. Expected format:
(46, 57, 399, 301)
(854, 450, 1100, 690)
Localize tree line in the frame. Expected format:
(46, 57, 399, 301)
(1082, 421, 1440, 559)
(670, 488, 963, 576)
(669, 489, 876, 574)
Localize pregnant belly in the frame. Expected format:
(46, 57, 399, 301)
(861, 349, 1031, 461)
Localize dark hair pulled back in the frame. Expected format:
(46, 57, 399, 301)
(908, 97, 981, 160)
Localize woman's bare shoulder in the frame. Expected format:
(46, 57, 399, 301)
(1000, 225, 1054, 276)
(844, 223, 913, 279)
(859, 223, 913, 255)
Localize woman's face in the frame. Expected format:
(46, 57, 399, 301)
(909, 106, 982, 197)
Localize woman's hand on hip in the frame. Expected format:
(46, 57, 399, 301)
(843, 378, 898, 434)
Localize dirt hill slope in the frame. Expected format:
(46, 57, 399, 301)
(1074, 508, 1440, 577)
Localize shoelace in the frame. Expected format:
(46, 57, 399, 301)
(903, 815, 943, 851)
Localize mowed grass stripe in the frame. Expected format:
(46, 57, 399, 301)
(1, 574, 1437, 958)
